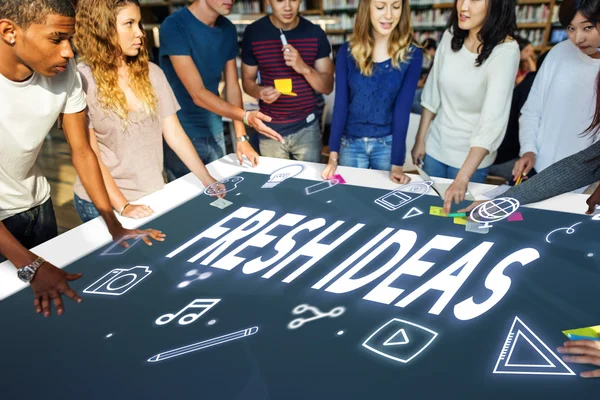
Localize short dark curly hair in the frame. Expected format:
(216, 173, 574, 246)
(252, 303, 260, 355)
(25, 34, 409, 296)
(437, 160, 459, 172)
(0, 0, 75, 29)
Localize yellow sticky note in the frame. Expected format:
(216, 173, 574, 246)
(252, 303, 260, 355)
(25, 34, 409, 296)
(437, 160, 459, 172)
(453, 217, 468, 226)
(429, 206, 447, 217)
(274, 78, 297, 96)
(563, 325, 600, 340)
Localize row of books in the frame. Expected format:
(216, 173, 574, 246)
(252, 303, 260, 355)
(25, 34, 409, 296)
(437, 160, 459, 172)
(411, 9, 451, 28)
(232, 0, 262, 14)
(516, 5, 550, 24)
(323, 13, 357, 31)
(322, 0, 359, 11)
(514, 29, 545, 46)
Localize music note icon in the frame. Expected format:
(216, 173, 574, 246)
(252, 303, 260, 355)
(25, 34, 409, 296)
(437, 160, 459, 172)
(155, 299, 221, 326)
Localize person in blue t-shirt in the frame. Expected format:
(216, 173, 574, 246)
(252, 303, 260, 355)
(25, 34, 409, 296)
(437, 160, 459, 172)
(241, 0, 334, 162)
(321, 0, 422, 184)
(159, 0, 284, 180)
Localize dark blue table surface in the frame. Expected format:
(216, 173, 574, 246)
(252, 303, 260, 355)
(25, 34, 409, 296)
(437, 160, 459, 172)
(1, 171, 599, 399)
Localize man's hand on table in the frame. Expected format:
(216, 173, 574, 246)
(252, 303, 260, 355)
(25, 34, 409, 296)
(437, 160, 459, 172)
(236, 141, 260, 168)
(31, 261, 82, 317)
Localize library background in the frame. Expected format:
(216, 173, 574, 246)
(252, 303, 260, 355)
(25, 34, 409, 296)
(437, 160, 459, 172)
(43, 0, 573, 234)
(138, 0, 566, 151)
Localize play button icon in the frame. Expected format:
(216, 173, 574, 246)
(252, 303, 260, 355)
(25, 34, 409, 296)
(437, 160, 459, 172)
(362, 318, 438, 364)
(383, 328, 409, 346)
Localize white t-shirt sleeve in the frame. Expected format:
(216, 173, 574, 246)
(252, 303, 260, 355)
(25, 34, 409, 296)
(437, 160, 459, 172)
(61, 58, 87, 114)
(518, 51, 552, 156)
(421, 31, 450, 114)
(470, 44, 520, 152)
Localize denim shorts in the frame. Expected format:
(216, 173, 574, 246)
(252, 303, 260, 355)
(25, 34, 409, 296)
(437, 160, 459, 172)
(73, 194, 101, 223)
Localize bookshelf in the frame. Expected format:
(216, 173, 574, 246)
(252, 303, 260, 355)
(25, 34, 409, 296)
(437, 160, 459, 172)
(139, 0, 565, 56)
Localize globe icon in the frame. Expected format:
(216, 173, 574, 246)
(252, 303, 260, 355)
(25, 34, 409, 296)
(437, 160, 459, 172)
(471, 197, 520, 227)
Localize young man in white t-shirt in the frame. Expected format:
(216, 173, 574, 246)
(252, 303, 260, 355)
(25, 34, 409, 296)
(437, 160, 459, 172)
(0, 0, 165, 318)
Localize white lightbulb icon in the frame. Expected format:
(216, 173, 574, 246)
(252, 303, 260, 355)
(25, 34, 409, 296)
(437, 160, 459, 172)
(262, 164, 304, 189)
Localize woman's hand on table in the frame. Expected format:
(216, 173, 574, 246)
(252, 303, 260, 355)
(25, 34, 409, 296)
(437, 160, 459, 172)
(585, 184, 600, 214)
(390, 165, 411, 185)
(202, 176, 226, 199)
(443, 178, 469, 215)
(122, 204, 154, 219)
(321, 152, 339, 180)
(557, 337, 600, 378)
(411, 139, 426, 166)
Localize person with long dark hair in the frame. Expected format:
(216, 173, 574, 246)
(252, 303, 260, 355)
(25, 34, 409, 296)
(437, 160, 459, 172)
(512, 0, 600, 192)
(411, 0, 520, 214)
(461, 0, 600, 377)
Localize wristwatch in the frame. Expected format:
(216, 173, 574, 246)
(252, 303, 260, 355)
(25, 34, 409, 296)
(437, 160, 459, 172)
(17, 257, 45, 283)
(236, 135, 250, 143)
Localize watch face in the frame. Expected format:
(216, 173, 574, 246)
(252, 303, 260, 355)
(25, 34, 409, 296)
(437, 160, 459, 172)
(17, 267, 34, 282)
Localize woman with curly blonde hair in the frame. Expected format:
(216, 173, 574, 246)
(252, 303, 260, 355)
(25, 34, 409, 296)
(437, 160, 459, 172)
(322, 0, 422, 184)
(72, 0, 218, 221)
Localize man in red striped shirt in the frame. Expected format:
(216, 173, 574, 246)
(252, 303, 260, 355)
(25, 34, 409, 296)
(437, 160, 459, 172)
(241, 0, 334, 162)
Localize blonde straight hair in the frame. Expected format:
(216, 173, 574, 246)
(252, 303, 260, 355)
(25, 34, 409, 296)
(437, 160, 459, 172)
(349, 0, 414, 76)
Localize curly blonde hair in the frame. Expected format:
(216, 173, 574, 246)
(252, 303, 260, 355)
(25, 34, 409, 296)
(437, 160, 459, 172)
(350, 0, 414, 76)
(74, 0, 157, 122)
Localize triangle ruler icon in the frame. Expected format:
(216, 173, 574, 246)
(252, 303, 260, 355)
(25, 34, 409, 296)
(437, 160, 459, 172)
(403, 207, 423, 220)
(383, 328, 410, 346)
(493, 316, 575, 376)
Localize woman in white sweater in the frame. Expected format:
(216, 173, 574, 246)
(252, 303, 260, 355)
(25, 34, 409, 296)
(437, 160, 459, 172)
(512, 0, 600, 190)
(411, 0, 520, 214)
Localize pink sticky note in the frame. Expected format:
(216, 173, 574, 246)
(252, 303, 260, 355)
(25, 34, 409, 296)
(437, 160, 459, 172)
(330, 174, 346, 184)
(508, 212, 523, 222)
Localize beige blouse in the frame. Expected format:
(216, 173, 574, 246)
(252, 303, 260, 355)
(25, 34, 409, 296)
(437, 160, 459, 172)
(74, 62, 180, 203)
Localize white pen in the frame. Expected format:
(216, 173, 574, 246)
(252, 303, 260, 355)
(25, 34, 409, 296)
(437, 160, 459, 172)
(147, 327, 259, 363)
(280, 28, 290, 51)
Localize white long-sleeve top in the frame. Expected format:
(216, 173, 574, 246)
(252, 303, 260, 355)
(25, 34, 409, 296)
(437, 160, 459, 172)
(519, 39, 599, 173)
(421, 30, 520, 169)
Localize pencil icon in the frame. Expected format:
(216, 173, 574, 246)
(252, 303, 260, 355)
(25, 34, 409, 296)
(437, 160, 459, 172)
(147, 327, 259, 363)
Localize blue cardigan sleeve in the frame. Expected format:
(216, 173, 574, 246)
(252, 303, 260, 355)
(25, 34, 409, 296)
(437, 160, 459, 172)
(328, 42, 350, 154)
(391, 46, 422, 166)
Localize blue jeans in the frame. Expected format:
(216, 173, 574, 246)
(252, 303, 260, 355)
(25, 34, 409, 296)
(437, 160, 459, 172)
(339, 134, 392, 171)
(164, 135, 226, 182)
(74, 194, 101, 223)
(422, 154, 489, 183)
(1, 198, 57, 259)
(259, 121, 321, 162)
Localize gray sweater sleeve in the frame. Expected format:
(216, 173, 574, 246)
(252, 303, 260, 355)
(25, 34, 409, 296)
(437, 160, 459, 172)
(502, 140, 600, 205)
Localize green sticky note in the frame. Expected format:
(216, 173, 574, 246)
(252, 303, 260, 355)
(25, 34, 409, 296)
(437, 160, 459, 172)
(429, 206, 447, 217)
(453, 217, 468, 226)
(562, 325, 600, 339)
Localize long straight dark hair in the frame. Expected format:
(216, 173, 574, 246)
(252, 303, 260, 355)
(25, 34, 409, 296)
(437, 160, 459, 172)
(447, 0, 517, 66)
(581, 0, 600, 138)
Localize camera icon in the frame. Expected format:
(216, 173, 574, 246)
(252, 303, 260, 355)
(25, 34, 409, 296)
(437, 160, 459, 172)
(83, 266, 152, 296)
